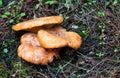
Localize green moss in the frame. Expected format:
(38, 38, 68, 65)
(13, 62, 29, 76)
(0, 65, 10, 78)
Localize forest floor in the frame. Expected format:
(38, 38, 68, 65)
(0, 0, 120, 78)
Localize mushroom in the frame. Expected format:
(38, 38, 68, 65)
(64, 32, 82, 50)
(46, 26, 66, 38)
(12, 16, 63, 33)
(37, 26, 82, 50)
(18, 43, 60, 65)
(12, 16, 82, 65)
(18, 33, 60, 65)
(20, 33, 40, 46)
(37, 29, 68, 49)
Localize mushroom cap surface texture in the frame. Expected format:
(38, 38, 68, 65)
(37, 26, 82, 50)
(21, 33, 40, 46)
(64, 32, 82, 50)
(12, 16, 63, 32)
(18, 33, 59, 65)
(46, 26, 66, 38)
(37, 29, 68, 49)
(18, 43, 59, 65)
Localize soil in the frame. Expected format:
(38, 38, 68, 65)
(0, 0, 120, 78)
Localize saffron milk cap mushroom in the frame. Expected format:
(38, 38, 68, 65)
(47, 26, 82, 49)
(21, 33, 40, 46)
(12, 16, 64, 32)
(37, 29, 68, 49)
(18, 43, 59, 65)
(64, 32, 82, 50)
(18, 33, 60, 65)
(37, 26, 82, 50)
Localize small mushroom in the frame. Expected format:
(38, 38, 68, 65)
(12, 16, 63, 32)
(18, 33, 60, 65)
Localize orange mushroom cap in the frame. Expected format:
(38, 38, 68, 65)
(37, 29, 68, 49)
(64, 32, 82, 50)
(37, 26, 82, 50)
(12, 16, 64, 32)
(21, 33, 40, 46)
(18, 43, 59, 65)
(46, 26, 66, 38)
(18, 33, 60, 65)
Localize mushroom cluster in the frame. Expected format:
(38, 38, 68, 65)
(12, 16, 82, 65)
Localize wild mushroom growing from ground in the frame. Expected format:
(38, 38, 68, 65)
(20, 33, 40, 46)
(12, 16, 63, 33)
(64, 32, 82, 50)
(37, 29, 68, 48)
(37, 26, 82, 50)
(18, 33, 60, 65)
(12, 16, 82, 65)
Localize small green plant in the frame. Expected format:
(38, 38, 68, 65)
(59, 14, 69, 20)
(3, 48, 8, 54)
(113, 57, 120, 63)
(112, 0, 120, 5)
(1, 1, 25, 23)
(1, 11, 17, 23)
(98, 24, 105, 35)
(13, 62, 21, 70)
(83, 0, 97, 6)
(1, 11, 11, 18)
(81, 30, 89, 36)
(79, 10, 83, 15)
(92, 0, 97, 3)
(9, 19, 14, 23)
(54, 66, 60, 71)
(45, 1, 57, 5)
(0, 65, 10, 78)
(98, 23, 106, 45)
(34, 4, 40, 10)
(38, 0, 42, 3)
(98, 35, 105, 45)
(2, 0, 25, 23)
(0, 0, 3, 7)
(105, 1, 110, 6)
(63, 0, 79, 9)
(118, 8, 120, 14)
(34, 0, 43, 10)
(79, 30, 89, 37)
(98, 35, 104, 41)
(13, 62, 28, 76)
(99, 41, 105, 45)
(2, 39, 15, 54)
(97, 11, 105, 17)
(63, 2, 70, 9)
(2, 41, 9, 54)
(96, 52, 105, 57)
(71, 72, 82, 78)
(114, 46, 120, 52)
(11, 12, 26, 23)
(16, 12, 26, 23)
(7, 1, 15, 8)
(84, 2, 92, 6)
(21, 69, 29, 76)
